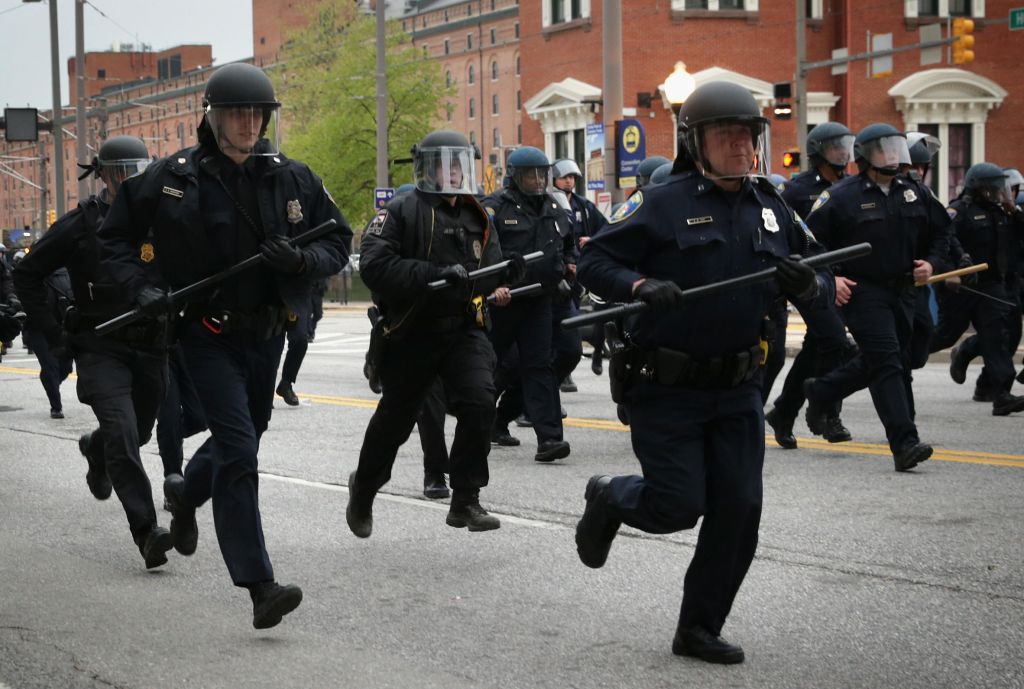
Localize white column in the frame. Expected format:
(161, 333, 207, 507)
(971, 121, 984, 165)
(937, 122, 950, 205)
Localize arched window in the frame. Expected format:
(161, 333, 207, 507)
(515, 55, 521, 76)
(491, 61, 499, 80)
(446, 70, 453, 87)
(468, 64, 475, 84)
(469, 97, 476, 118)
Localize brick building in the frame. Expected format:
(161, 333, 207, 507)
(67, 43, 213, 101)
(519, 0, 1022, 204)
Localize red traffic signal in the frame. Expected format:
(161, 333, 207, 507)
(782, 149, 801, 169)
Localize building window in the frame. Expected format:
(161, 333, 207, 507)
(514, 22, 520, 38)
(446, 70, 453, 87)
(515, 55, 520, 75)
(517, 124, 522, 144)
(493, 127, 501, 147)
(444, 39, 450, 55)
(490, 28, 497, 44)
(447, 104, 454, 122)
(491, 61, 499, 80)
(468, 64, 475, 84)
(491, 0, 496, 9)
(468, 3, 473, 16)
(543, 0, 592, 27)
(492, 94, 500, 115)
(676, 0, 757, 9)
(908, 0, 982, 17)
(947, 123, 972, 199)
(470, 129, 476, 145)
(97, 68, 106, 79)
(467, 33, 474, 50)
(805, 0, 823, 19)
(516, 90, 522, 110)
(469, 97, 476, 118)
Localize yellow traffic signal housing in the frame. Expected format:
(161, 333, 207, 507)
(952, 18, 975, 65)
(46, 209, 57, 226)
(782, 149, 801, 169)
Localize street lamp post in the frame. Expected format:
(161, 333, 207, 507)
(659, 62, 696, 158)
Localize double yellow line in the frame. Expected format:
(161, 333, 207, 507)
(5, 364, 1022, 469)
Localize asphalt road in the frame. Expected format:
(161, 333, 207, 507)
(1, 308, 1022, 689)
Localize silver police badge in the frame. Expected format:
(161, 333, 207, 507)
(761, 208, 780, 233)
(286, 199, 303, 224)
(903, 189, 917, 204)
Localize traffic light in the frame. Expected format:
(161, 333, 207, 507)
(46, 209, 56, 226)
(782, 149, 801, 169)
(952, 18, 975, 65)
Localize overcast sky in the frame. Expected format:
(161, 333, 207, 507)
(0, 0, 254, 108)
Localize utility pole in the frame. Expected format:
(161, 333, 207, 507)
(38, 138, 47, 232)
(48, 0, 65, 216)
(75, 0, 88, 200)
(795, 0, 808, 172)
(375, 0, 388, 187)
(601, 0, 623, 203)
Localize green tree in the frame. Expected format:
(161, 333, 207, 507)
(271, 0, 451, 235)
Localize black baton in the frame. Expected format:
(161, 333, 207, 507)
(485, 282, 544, 304)
(561, 242, 872, 329)
(427, 250, 545, 290)
(95, 219, 339, 336)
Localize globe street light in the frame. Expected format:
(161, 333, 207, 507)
(659, 62, 696, 157)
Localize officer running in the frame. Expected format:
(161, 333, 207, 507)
(98, 63, 351, 628)
(346, 129, 523, 537)
(575, 81, 824, 664)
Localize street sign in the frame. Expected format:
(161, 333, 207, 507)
(870, 33, 893, 78)
(585, 124, 605, 191)
(373, 187, 395, 210)
(830, 48, 848, 75)
(1011, 7, 1024, 30)
(919, 23, 942, 65)
(615, 118, 646, 189)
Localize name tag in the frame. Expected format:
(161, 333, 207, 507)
(162, 186, 184, 198)
(504, 219, 518, 225)
(686, 216, 713, 225)
(860, 202, 876, 210)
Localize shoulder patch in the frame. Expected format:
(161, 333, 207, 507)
(609, 192, 643, 224)
(485, 206, 496, 219)
(366, 209, 388, 236)
(809, 190, 830, 214)
(793, 211, 816, 242)
(323, 182, 338, 207)
(946, 207, 958, 220)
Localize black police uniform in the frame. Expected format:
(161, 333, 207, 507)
(767, 170, 855, 445)
(13, 195, 171, 559)
(484, 186, 571, 454)
(98, 145, 349, 586)
(155, 343, 207, 478)
(578, 171, 821, 642)
(20, 267, 75, 415)
(353, 189, 504, 518)
(930, 195, 1024, 411)
(805, 172, 950, 462)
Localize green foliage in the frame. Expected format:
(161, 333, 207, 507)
(271, 0, 451, 236)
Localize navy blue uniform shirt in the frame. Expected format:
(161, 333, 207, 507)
(578, 171, 815, 359)
(781, 169, 834, 219)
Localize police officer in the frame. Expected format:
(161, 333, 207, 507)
(551, 158, 607, 377)
(13, 136, 176, 569)
(485, 147, 572, 462)
(98, 63, 350, 628)
(634, 155, 671, 191)
(346, 129, 521, 536)
(575, 81, 822, 663)
(931, 163, 1024, 415)
(648, 162, 675, 186)
(21, 266, 75, 418)
(766, 122, 857, 447)
(803, 123, 951, 471)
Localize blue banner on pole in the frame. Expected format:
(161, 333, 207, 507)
(374, 187, 395, 210)
(585, 123, 606, 191)
(615, 119, 646, 189)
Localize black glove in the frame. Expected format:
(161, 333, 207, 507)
(435, 264, 469, 286)
(775, 255, 817, 301)
(260, 236, 306, 274)
(958, 254, 978, 286)
(503, 251, 528, 286)
(135, 286, 172, 318)
(634, 278, 685, 311)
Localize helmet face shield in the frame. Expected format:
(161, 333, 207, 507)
(99, 158, 149, 194)
(511, 166, 551, 196)
(860, 135, 910, 174)
(820, 134, 855, 168)
(685, 117, 771, 181)
(414, 145, 476, 195)
(206, 104, 281, 158)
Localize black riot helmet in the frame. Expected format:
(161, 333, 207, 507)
(854, 123, 909, 177)
(678, 81, 770, 180)
(411, 129, 479, 195)
(635, 155, 671, 189)
(905, 132, 941, 182)
(506, 146, 551, 196)
(806, 121, 854, 173)
(200, 63, 282, 159)
(963, 162, 1009, 205)
(76, 136, 150, 197)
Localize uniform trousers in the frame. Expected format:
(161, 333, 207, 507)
(418, 377, 450, 476)
(178, 321, 283, 586)
(156, 344, 207, 477)
(605, 380, 763, 636)
(23, 326, 73, 412)
(931, 283, 1018, 393)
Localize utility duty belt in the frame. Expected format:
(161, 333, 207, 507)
(187, 304, 291, 340)
(72, 310, 167, 348)
(637, 344, 765, 390)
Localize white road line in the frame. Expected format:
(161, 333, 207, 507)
(260, 472, 561, 530)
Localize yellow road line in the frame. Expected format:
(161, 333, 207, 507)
(4, 364, 1021, 468)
